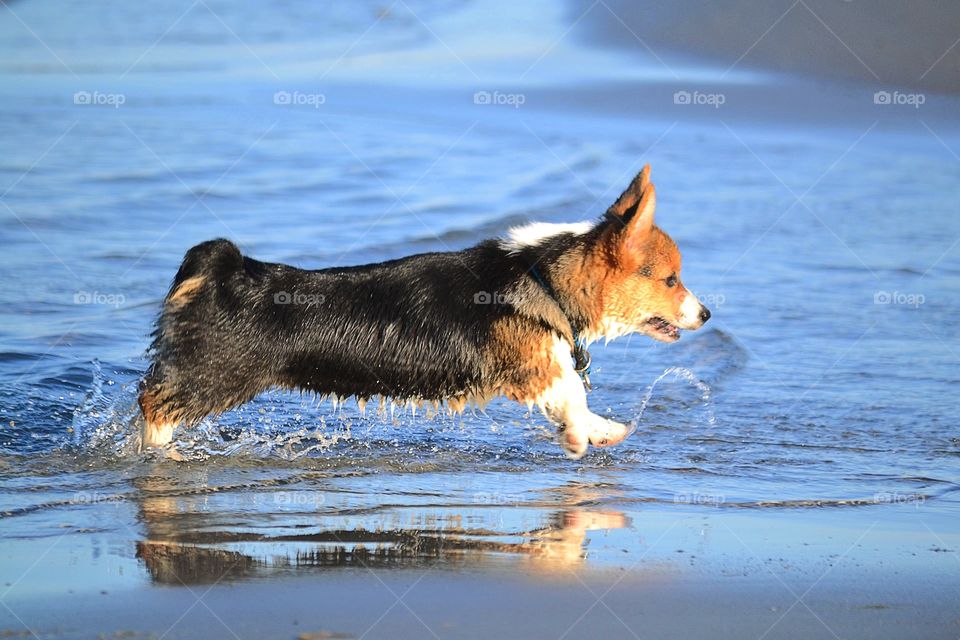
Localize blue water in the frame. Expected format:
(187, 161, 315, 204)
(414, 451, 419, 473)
(1, 0, 959, 606)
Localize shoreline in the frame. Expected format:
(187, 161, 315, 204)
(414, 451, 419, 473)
(573, 0, 960, 95)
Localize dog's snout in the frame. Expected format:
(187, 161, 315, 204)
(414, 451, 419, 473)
(699, 306, 711, 323)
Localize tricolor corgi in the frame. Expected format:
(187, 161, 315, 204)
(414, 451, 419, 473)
(139, 164, 710, 458)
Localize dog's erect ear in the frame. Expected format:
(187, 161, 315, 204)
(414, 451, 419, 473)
(607, 164, 651, 220)
(605, 165, 656, 265)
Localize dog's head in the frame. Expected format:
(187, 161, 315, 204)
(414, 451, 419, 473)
(588, 165, 710, 343)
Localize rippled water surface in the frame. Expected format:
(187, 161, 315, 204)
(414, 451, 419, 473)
(1, 0, 959, 613)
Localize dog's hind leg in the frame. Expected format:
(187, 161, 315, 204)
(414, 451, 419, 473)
(137, 368, 266, 453)
(137, 383, 180, 451)
(138, 239, 266, 453)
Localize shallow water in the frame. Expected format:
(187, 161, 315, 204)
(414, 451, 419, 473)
(1, 0, 959, 623)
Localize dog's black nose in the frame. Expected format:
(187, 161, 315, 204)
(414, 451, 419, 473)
(699, 307, 711, 323)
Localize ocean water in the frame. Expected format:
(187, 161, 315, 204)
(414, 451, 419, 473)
(1, 0, 959, 619)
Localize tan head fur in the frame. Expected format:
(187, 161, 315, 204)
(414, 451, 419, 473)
(585, 165, 710, 343)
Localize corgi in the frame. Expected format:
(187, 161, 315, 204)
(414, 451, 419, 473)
(138, 164, 710, 458)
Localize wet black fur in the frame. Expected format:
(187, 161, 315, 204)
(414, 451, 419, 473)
(142, 231, 600, 425)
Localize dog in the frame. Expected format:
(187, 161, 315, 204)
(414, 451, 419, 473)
(138, 164, 710, 458)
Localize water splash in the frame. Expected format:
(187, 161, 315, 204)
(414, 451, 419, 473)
(65, 363, 548, 467)
(70, 359, 142, 457)
(172, 415, 357, 462)
(625, 366, 716, 439)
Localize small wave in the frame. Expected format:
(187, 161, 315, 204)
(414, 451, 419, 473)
(683, 328, 749, 381)
(0, 351, 50, 363)
(720, 495, 934, 509)
(360, 197, 593, 256)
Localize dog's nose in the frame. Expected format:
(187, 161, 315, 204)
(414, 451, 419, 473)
(699, 307, 711, 323)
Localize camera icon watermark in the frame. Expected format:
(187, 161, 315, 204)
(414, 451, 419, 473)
(673, 90, 725, 108)
(873, 90, 925, 108)
(74, 290, 126, 307)
(874, 290, 924, 307)
(273, 90, 326, 108)
(473, 90, 526, 109)
(73, 91, 126, 109)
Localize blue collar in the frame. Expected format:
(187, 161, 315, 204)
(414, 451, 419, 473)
(527, 264, 592, 390)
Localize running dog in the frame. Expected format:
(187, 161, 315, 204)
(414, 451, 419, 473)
(139, 165, 710, 458)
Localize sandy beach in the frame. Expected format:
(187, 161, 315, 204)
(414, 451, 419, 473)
(4, 472, 957, 639)
(578, 0, 960, 94)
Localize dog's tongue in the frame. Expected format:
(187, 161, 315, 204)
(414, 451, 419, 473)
(660, 322, 679, 339)
(650, 317, 679, 339)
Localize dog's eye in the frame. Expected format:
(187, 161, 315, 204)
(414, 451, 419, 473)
(665, 274, 677, 287)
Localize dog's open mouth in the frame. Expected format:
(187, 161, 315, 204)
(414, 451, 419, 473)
(645, 316, 680, 341)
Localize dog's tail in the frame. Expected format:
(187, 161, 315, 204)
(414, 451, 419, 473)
(138, 239, 262, 449)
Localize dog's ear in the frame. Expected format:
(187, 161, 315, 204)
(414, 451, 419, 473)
(605, 165, 655, 265)
(607, 164, 651, 220)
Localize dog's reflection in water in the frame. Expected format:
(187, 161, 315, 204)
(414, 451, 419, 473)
(133, 475, 629, 585)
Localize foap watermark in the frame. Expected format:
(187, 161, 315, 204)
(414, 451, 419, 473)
(474, 491, 522, 505)
(674, 492, 725, 506)
(273, 90, 326, 108)
(73, 90, 126, 108)
(874, 290, 924, 307)
(273, 291, 326, 306)
(873, 90, 925, 108)
(473, 90, 525, 109)
(696, 292, 726, 307)
(74, 290, 125, 307)
(273, 491, 326, 507)
(874, 491, 925, 507)
(473, 290, 517, 305)
(673, 90, 725, 109)
(70, 491, 123, 506)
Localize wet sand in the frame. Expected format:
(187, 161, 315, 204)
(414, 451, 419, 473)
(3, 501, 957, 639)
(577, 0, 960, 94)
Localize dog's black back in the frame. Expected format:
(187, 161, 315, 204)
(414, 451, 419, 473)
(143, 238, 565, 423)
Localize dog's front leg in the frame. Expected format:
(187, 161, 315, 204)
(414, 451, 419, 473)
(538, 339, 630, 459)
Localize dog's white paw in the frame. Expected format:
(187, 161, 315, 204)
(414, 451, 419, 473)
(560, 425, 590, 459)
(140, 421, 177, 452)
(560, 414, 629, 457)
(587, 416, 629, 448)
